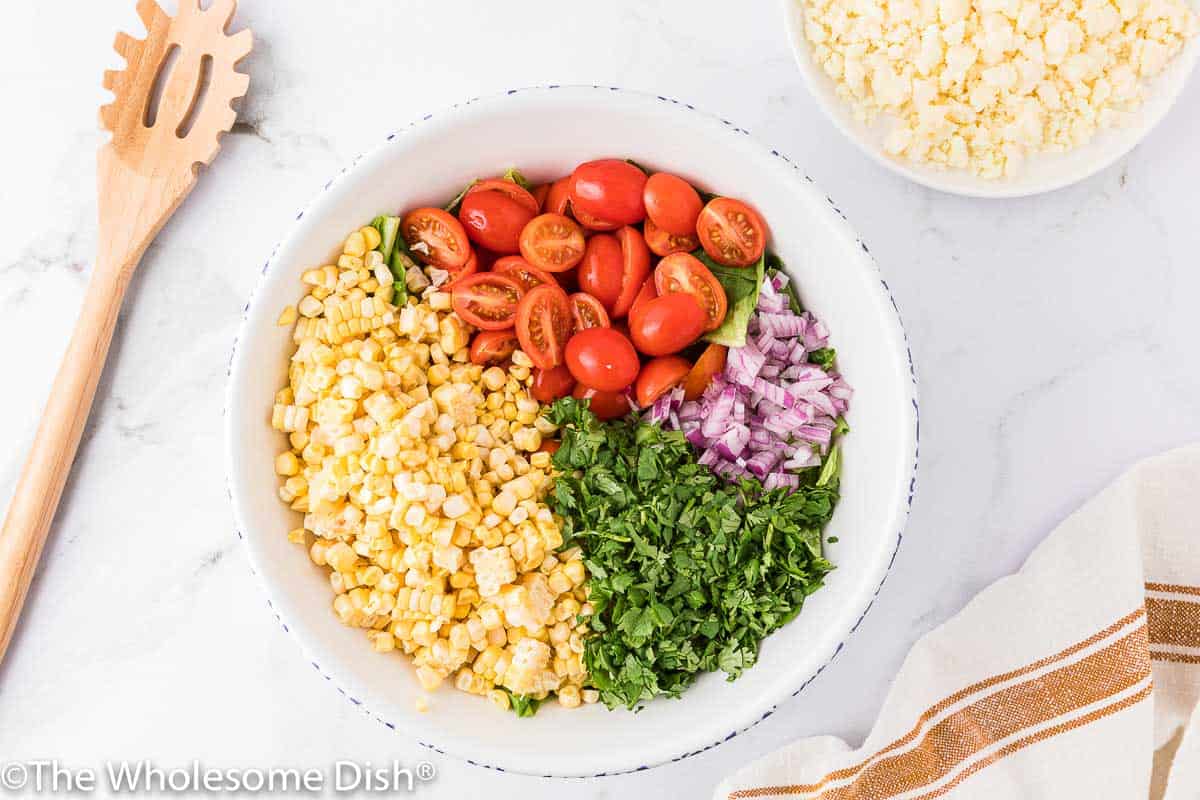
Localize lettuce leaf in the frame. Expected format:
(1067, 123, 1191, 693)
(694, 250, 764, 348)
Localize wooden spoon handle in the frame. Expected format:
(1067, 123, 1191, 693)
(0, 259, 134, 663)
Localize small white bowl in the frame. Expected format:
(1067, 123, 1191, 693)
(782, 0, 1200, 198)
(225, 86, 919, 777)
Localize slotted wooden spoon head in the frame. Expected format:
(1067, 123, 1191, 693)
(97, 0, 251, 270)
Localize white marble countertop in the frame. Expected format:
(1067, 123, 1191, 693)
(2, 0, 1198, 797)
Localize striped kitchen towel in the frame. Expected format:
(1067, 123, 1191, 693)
(718, 445, 1200, 799)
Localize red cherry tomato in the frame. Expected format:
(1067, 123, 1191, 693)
(491, 256, 555, 292)
(636, 356, 692, 406)
(654, 253, 727, 332)
(469, 329, 519, 365)
(572, 384, 631, 420)
(627, 275, 658, 328)
(444, 249, 479, 289)
(683, 343, 727, 400)
(401, 207, 471, 270)
(459, 189, 537, 254)
(629, 293, 707, 356)
(543, 177, 572, 214)
(465, 179, 540, 213)
(538, 439, 561, 455)
(530, 364, 575, 403)
(577, 234, 623, 313)
(569, 292, 612, 333)
(610, 227, 651, 319)
(644, 218, 699, 257)
(696, 197, 767, 267)
(519, 213, 586, 273)
(515, 283, 573, 369)
(571, 204, 622, 232)
(565, 327, 640, 392)
(531, 183, 550, 211)
(451, 273, 523, 330)
(643, 173, 703, 237)
(569, 159, 647, 226)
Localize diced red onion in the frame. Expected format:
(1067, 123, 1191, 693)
(646, 278, 850, 494)
(763, 472, 801, 491)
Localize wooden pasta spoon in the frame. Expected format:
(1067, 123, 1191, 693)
(0, 0, 251, 664)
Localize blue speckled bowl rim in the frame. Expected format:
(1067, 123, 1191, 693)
(224, 84, 919, 779)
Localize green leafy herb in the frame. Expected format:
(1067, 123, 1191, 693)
(809, 348, 837, 370)
(370, 215, 408, 304)
(694, 250, 764, 348)
(502, 167, 532, 190)
(544, 399, 837, 710)
(506, 692, 542, 718)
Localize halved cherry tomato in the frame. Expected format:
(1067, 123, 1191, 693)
(491, 256, 555, 292)
(401, 207, 471, 270)
(577, 234, 623, 313)
(543, 177, 572, 214)
(519, 213, 586, 273)
(571, 204, 622, 232)
(636, 356, 692, 407)
(696, 197, 767, 267)
(573, 384, 631, 420)
(466, 179, 540, 213)
(627, 276, 658, 327)
(570, 292, 611, 332)
(654, 253, 727, 332)
(683, 343, 727, 400)
(451, 273, 523, 330)
(469, 329, 519, 365)
(644, 218, 699, 257)
(459, 187, 537, 254)
(610, 226, 651, 319)
(565, 328, 639, 392)
(530, 183, 550, 210)
(515, 283, 573, 369)
(629, 293, 707, 356)
(530, 364, 575, 403)
(445, 250, 479, 289)
(570, 159, 647, 226)
(643, 173, 703, 236)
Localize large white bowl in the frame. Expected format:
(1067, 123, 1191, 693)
(782, 0, 1199, 198)
(225, 86, 919, 777)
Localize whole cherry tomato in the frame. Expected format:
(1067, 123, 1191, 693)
(572, 384, 631, 420)
(643, 172, 703, 236)
(531, 364, 576, 403)
(569, 159, 647, 226)
(565, 327, 640, 392)
(629, 293, 707, 356)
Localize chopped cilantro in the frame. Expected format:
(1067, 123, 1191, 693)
(544, 399, 837, 710)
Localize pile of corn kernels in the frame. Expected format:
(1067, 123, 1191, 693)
(271, 224, 595, 711)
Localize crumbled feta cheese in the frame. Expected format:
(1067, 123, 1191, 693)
(802, 0, 1199, 177)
